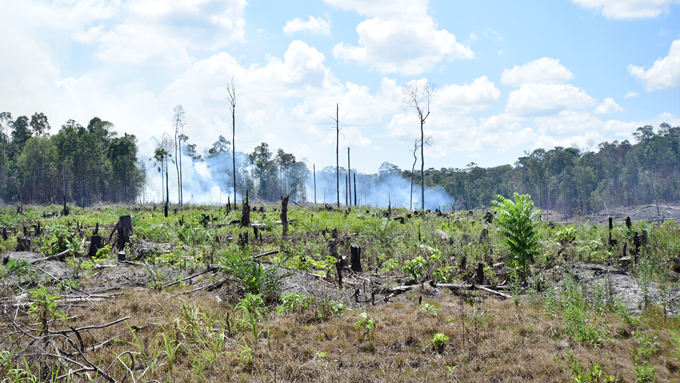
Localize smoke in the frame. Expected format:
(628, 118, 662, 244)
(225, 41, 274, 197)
(139, 138, 457, 210)
(306, 162, 457, 211)
(138, 137, 244, 205)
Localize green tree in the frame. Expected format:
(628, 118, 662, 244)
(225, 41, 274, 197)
(11, 115, 32, 149)
(492, 193, 543, 283)
(29, 112, 50, 137)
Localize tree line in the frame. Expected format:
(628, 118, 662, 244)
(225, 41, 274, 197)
(406, 123, 680, 216)
(0, 112, 145, 206)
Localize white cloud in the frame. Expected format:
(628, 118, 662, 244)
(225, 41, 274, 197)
(325, 126, 371, 148)
(433, 77, 501, 114)
(506, 83, 597, 117)
(501, 57, 573, 87)
(326, 0, 474, 75)
(572, 0, 679, 19)
(624, 91, 639, 99)
(628, 39, 680, 91)
(283, 15, 331, 36)
(594, 97, 625, 114)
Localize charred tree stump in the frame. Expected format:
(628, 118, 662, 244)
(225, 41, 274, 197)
(476, 262, 484, 285)
(336, 257, 343, 288)
(2, 227, 7, 241)
(88, 235, 104, 258)
(625, 216, 632, 229)
(350, 245, 363, 273)
(109, 215, 133, 252)
(460, 255, 467, 271)
(62, 195, 69, 216)
(240, 190, 251, 228)
(281, 195, 289, 237)
(608, 217, 613, 231)
(16, 236, 30, 251)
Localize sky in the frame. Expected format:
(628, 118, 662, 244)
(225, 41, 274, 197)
(1, 0, 679, 175)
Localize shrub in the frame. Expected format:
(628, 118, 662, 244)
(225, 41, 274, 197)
(492, 193, 543, 282)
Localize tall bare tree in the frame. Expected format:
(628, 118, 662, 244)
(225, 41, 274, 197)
(227, 78, 237, 207)
(403, 81, 434, 211)
(172, 105, 186, 206)
(409, 139, 418, 211)
(330, 103, 340, 207)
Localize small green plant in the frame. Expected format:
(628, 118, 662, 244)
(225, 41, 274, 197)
(492, 193, 543, 283)
(218, 247, 293, 297)
(402, 256, 428, 282)
(276, 293, 311, 314)
(572, 363, 617, 383)
(431, 332, 449, 352)
(445, 365, 457, 374)
(354, 312, 376, 341)
(420, 303, 441, 316)
(160, 328, 182, 373)
(236, 293, 267, 340)
(27, 286, 66, 334)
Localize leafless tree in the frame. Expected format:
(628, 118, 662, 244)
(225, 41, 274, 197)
(403, 81, 435, 211)
(330, 103, 340, 207)
(172, 105, 186, 206)
(227, 77, 237, 207)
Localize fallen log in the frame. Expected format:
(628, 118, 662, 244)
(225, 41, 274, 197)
(389, 282, 513, 300)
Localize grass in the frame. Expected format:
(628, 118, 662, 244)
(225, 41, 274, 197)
(0, 201, 679, 381)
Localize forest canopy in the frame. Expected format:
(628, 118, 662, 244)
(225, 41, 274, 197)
(0, 110, 678, 216)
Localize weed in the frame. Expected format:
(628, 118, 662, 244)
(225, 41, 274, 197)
(572, 363, 617, 383)
(402, 256, 428, 282)
(431, 332, 449, 352)
(420, 303, 441, 316)
(218, 247, 293, 297)
(355, 312, 376, 341)
(276, 293, 311, 314)
(27, 286, 66, 334)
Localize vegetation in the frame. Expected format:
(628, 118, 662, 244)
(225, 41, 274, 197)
(0, 191, 679, 381)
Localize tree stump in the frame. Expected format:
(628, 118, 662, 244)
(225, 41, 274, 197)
(2, 227, 7, 241)
(88, 235, 104, 258)
(476, 262, 484, 285)
(280, 195, 289, 237)
(16, 236, 30, 251)
(109, 215, 133, 252)
(350, 245, 362, 273)
(240, 191, 251, 228)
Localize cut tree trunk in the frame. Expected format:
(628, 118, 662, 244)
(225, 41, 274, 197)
(109, 215, 133, 252)
(88, 235, 104, 258)
(280, 195, 289, 237)
(350, 245, 362, 273)
(240, 190, 251, 228)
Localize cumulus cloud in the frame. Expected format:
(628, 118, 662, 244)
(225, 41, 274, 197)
(594, 98, 625, 114)
(326, 0, 474, 75)
(628, 39, 680, 91)
(283, 15, 331, 36)
(433, 77, 501, 114)
(501, 57, 573, 87)
(505, 83, 597, 117)
(572, 0, 679, 19)
(624, 91, 639, 99)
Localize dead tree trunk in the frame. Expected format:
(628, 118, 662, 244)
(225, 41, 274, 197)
(240, 190, 250, 228)
(109, 215, 133, 252)
(350, 245, 362, 273)
(280, 195, 289, 237)
(88, 235, 104, 258)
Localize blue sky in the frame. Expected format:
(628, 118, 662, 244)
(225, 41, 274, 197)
(1, 0, 679, 176)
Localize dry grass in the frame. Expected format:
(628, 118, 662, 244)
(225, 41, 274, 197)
(3, 285, 678, 382)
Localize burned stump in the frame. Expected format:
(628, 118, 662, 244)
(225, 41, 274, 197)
(109, 215, 133, 252)
(280, 195, 289, 237)
(350, 245, 363, 273)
